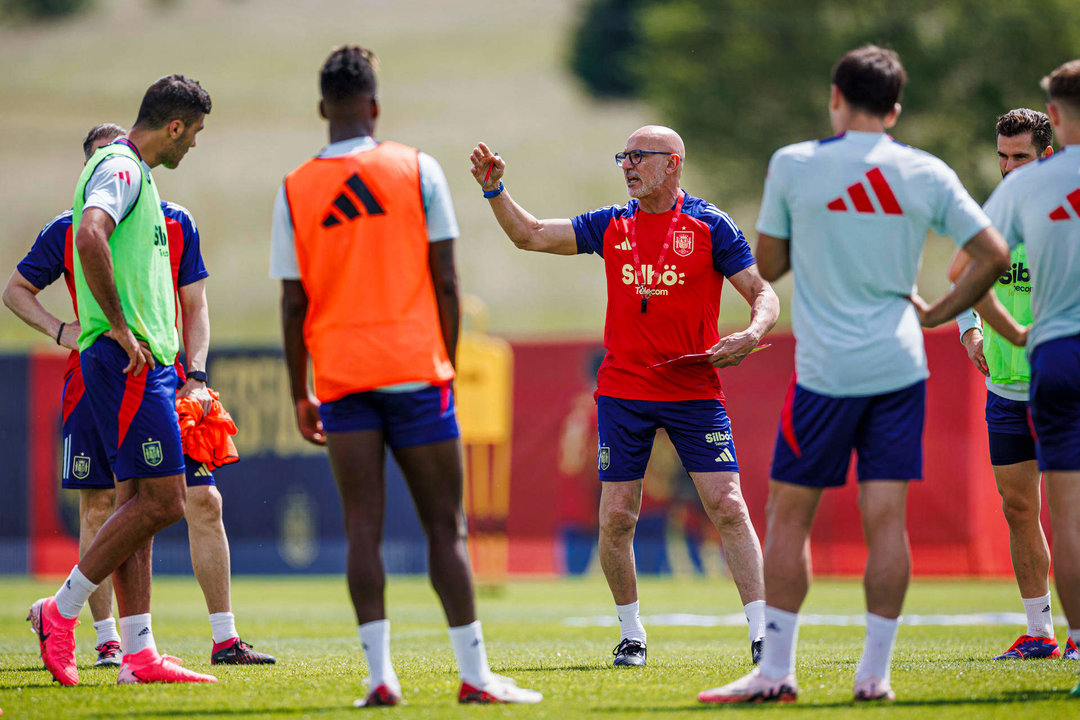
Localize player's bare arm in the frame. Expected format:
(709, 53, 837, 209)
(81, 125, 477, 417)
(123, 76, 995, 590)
(2, 269, 81, 350)
(972, 290, 1028, 346)
(709, 264, 780, 368)
(469, 141, 577, 255)
(280, 279, 325, 445)
(177, 278, 213, 414)
(947, 248, 972, 284)
(910, 226, 1010, 328)
(75, 207, 154, 375)
(754, 232, 790, 282)
(428, 239, 460, 368)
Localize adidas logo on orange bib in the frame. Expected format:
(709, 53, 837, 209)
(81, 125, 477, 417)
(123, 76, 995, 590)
(321, 173, 386, 228)
(826, 167, 903, 215)
(1048, 188, 1080, 221)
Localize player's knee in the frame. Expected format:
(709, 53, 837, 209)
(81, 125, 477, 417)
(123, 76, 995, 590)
(185, 487, 223, 525)
(1000, 491, 1039, 525)
(424, 510, 468, 545)
(145, 490, 186, 527)
(600, 505, 638, 537)
(858, 505, 905, 545)
(83, 490, 116, 528)
(702, 488, 749, 528)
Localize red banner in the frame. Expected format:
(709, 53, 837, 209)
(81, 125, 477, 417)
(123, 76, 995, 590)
(506, 328, 1021, 577)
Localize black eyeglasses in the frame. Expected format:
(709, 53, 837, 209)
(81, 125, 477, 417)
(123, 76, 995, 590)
(615, 150, 678, 167)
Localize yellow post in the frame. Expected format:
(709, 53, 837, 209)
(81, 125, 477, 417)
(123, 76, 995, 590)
(455, 296, 513, 585)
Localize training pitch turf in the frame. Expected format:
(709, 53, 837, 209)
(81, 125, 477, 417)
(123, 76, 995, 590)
(1, 575, 1077, 717)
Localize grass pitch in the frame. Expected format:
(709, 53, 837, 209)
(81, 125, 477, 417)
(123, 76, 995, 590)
(1, 575, 1077, 718)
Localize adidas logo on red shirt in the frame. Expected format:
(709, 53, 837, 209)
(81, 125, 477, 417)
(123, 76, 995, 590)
(826, 168, 903, 215)
(1047, 188, 1080, 221)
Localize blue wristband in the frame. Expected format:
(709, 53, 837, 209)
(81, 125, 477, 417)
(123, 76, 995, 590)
(483, 182, 505, 199)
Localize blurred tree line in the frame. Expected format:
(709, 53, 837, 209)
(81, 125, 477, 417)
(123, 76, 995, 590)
(570, 0, 1080, 203)
(1, 0, 89, 19)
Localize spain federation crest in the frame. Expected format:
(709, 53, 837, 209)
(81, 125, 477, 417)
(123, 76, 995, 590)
(598, 445, 611, 471)
(72, 453, 91, 480)
(673, 231, 694, 257)
(142, 439, 163, 467)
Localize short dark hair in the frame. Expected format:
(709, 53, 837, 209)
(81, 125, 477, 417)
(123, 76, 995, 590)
(320, 45, 378, 102)
(1041, 59, 1080, 114)
(832, 45, 907, 117)
(82, 123, 126, 161)
(996, 108, 1052, 154)
(134, 74, 212, 130)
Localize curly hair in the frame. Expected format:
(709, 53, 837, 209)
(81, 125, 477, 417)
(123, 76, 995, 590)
(996, 109, 1052, 154)
(320, 45, 379, 102)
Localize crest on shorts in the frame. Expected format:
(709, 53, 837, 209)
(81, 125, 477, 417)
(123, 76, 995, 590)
(599, 445, 611, 471)
(142, 439, 163, 467)
(673, 231, 694, 257)
(72, 453, 91, 480)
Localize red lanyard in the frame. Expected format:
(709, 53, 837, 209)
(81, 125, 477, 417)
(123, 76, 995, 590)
(624, 190, 685, 313)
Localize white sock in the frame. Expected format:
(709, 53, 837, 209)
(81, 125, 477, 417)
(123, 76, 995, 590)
(856, 613, 900, 682)
(359, 620, 400, 694)
(759, 606, 798, 678)
(119, 613, 156, 656)
(745, 600, 766, 642)
(448, 620, 494, 688)
(616, 601, 646, 642)
(209, 612, 238, 644)
(54, 565, 98, 620)
(1021, 593, 1054, 638)
(93, 618, 120, 646)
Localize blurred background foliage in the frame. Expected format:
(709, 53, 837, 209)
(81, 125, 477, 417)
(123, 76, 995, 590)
(571, 0, 1080, 202)
(0, 0, 90, 20)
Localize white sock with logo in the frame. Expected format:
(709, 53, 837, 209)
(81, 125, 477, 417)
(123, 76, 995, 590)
(119, 613, 156, 656)
(358, 620, 400, 695)
(93, 618, 120, 646)
(745, 600, 766, 642)
(209, 612, 238, 645)
(855, 613, 900, 682)
(448, 620, 494, 688)
(54, 565, 98, 620)
(616, 600, 647, 642)
(759, 606, 799, 678)
(1021, 593, 1054, 638)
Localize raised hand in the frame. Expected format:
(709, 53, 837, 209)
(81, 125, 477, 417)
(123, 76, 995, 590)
(470, 142, 505, 192)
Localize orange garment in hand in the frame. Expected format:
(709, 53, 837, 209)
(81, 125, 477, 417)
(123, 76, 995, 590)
(176, 388, 239, 472)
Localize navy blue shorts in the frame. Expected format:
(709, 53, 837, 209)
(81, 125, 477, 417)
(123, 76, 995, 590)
(62, 366, 214, 489)
(79, 336, 185, 482)
(61, 372, 113, 490)
(596, 395, 738, 482)
(1030, 333, 1080, 471)
(771, 379, 925, 487)
(319, 384, 460, 449)
(985, 391, 1037, 466)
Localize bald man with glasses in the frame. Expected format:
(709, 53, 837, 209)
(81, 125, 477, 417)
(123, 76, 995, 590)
(470, 126, 779, 668)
